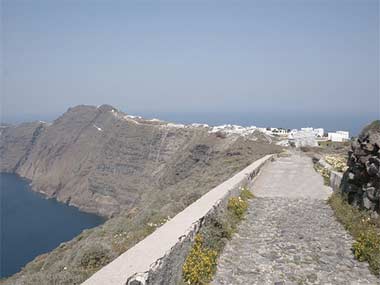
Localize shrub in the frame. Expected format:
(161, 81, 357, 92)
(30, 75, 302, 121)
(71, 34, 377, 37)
(353, 229, 380, 275)
(182, 187, 254, 284)
(240, 186, 254, 201)
(79, 246, 111, 270)
(314, 164, 330, 185)
(325, 155, 348, 172)
(201, 217, 233, 252)
(182, 234, 218, 285)
(329, 192, 380, 276)
(227, 196, 248, 219)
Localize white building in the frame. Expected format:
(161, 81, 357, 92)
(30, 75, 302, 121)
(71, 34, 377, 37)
(296, 127, 324, 138)
(314, 128, 324, 137)
(337, 131, 349, 139)
(258, 127, 268, 133)
(328, 131, 350, 142)
(277, 128, 288, 135)
(288, 130, 318, 147)
(270, 128, 288, 135)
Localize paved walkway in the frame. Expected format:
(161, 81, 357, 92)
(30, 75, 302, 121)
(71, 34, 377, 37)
(213, 152, 379, 285)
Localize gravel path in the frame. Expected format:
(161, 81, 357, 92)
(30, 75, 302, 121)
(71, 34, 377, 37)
(213, 152, 379, 285)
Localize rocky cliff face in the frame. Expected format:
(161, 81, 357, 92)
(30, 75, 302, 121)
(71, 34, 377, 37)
(0, 105, 279, 218)
(0, 105, 281, 285)
(342, 120, 380, 214)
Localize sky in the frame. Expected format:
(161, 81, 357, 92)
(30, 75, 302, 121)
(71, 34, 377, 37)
(1, 0, 379, 134)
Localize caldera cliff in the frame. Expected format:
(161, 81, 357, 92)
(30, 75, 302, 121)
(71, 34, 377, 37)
(0, 105, 281, 285)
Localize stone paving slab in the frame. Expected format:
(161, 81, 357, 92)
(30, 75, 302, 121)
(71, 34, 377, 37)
(252, 152, 332, 200)
(213, 153, 380, 285)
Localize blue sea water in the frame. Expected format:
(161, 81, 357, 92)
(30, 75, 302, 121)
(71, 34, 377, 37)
(0, 173, 105, 278)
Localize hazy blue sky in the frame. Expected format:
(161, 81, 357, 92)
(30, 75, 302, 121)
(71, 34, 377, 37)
(1, 0, 379, 132)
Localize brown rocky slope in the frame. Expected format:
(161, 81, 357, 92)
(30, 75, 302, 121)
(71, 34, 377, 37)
(0, 105, 281, 284)
(0, 104, 277, 217)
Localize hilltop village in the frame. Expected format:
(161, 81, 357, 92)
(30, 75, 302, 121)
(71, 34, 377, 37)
(207, 124, 350, 147)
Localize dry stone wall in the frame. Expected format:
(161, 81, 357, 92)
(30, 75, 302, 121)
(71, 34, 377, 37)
(330, 170, 343, 192)
(342, 121, 380, 215)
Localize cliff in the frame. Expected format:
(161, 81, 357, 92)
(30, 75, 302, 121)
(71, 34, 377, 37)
(0, 105, 281, 284)
(0, 105, 278, 217)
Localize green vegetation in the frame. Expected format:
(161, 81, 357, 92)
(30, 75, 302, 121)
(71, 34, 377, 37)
(324, 155, 348, 172)
(227, 197, 248, 219)
(313, 164, 330, 185)
(182, 234, 218, 285)
(329, 192, 380, 276)
(79, 246, 111, 270)
(317, 141, 351, 148)
(239, 186, 254, 201)
(182, 186, 253, 284)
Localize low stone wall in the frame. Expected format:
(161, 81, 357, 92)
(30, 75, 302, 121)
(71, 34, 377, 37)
(317, 158, 333, 171)
(314, 158, 343, 192)
(82, 154, 275, 285)
(329, 170, 343, 192)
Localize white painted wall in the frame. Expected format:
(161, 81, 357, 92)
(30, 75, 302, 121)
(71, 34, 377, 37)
(288, 131, 318, 147)
(314, 128, 324, 137)
(336, 131, 349, 139)
(328, 131, 349, 142)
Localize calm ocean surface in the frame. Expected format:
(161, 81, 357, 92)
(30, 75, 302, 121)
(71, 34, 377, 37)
(0, 173, 104, 278)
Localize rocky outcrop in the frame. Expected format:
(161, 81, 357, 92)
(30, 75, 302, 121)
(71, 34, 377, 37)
(342, 120, 380, 214)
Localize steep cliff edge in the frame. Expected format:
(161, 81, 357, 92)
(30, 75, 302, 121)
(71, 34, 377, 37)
(341, 120, 380, 214)
(0, 121, 46, 172)
(1, 105, 277, 217)
(0, 105, 281, 284)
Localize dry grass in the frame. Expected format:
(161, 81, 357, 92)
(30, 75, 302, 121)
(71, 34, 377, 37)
(329, 192, 380, 276)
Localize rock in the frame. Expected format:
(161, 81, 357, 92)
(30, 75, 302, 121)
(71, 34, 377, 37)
(363, 142, 375, 152)
(366, 162, 378, 176)
(307, 273, 318, 283)
(363, 195, 374, 210)
(341, 120, 380, 214)
(365, 187, 377, 201)
(126, 272, 148, 285)
(371, 211, 379, 220)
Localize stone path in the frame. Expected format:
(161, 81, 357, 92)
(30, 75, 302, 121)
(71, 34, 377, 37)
(213, 152, 380, 285)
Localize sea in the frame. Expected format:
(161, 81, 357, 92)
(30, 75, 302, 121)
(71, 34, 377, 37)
(0, 173, 104, 278)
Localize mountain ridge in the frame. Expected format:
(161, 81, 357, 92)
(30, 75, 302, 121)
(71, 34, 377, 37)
(0, 104, 278, 217)
(0, 104, 281, 284)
